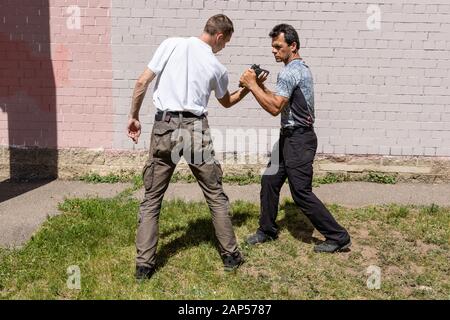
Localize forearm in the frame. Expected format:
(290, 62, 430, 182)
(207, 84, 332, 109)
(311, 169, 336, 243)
(260, 83, 272, 94)
(249, 85, 281, 116)
(226, 87, 250, 107)
(129, 82, 149, 119)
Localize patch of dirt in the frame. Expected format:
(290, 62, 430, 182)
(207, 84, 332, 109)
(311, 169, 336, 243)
(384, 265, 406, 277)
(345, 223, 380, 264)
(244, 266, 273, 279)
(409, 263, 425, 274)
(414, 239, 439, 255)
(359, 246, 379, 263)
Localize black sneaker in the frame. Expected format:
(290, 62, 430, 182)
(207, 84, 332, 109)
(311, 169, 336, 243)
(222, 251, 244, 272)
(135, 265, 155, 280)
(313, 238, 351, 253)
(246, 230, 276, 245)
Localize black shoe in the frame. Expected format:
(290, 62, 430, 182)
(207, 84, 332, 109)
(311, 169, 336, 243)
(222, 251, 244, 272)
(135, 265, 155, 280)
(314, 238, 351, 253)
(246, 230, 276, 245)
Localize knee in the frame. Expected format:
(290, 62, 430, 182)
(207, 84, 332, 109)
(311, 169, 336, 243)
(139, 198, 161, 218)
(261, 175, 279, 190)
(206, 190, 230, 208)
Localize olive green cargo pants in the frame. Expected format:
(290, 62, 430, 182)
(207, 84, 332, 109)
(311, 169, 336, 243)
(135, 114, 239, 268)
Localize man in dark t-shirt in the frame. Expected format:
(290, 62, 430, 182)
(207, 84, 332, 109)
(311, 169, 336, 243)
(240, 24, 351, 253)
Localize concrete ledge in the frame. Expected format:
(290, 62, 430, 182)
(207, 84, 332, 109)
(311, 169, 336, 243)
(1, 147, 449, 182)
(318, 163, 432, 174)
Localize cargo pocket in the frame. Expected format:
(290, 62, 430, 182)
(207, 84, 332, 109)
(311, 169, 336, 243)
(142, 160, 155, 191)
(152, 122, 175, 159)
(199, 160, 223, 188)
(201, 127, 215, 164)
(213, 161, 223, 185)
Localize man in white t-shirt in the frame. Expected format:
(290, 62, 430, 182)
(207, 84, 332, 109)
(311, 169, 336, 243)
(127, 15, 265, 280)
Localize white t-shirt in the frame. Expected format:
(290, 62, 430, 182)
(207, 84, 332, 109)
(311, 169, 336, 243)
(147, 37, 229, 116)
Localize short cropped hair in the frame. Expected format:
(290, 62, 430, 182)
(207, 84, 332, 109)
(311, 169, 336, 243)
(204, 14, 234, 38)
(269, 24, 300, 51)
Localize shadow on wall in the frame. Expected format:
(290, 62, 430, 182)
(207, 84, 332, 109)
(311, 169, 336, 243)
(0, 1, 57, 202)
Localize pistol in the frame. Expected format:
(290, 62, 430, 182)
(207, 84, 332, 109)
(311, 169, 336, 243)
(250, 64, 269, 77)
(239, 64, 270, 87)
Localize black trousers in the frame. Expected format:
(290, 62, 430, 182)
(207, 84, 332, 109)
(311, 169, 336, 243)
(259, 128, 350, 244)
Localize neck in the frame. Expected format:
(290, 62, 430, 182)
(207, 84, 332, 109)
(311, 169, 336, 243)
(284, 53, 301, 65)
(199, 33, 214, 49)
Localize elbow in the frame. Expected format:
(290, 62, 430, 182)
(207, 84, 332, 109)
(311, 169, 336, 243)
(136, 76, 151, 88)
(269, 106, 282, 116)
(270, 111, 280, 117)
(219, 99, 233, 108)
(137, 80, 148, 88)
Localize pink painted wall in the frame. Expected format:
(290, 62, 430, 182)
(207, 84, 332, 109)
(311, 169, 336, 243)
(0, 0, 113, 149)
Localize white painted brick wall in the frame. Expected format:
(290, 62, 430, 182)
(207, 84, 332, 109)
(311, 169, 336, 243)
(112, 0, 450, 157)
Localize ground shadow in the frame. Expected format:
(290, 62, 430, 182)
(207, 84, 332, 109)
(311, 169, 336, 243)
(279, 201, 351, 252)
(0, 179, 55, 203)
(155, 209, 253, 271)
(0, 1, 57, 202)
(278, 202, 321, 244)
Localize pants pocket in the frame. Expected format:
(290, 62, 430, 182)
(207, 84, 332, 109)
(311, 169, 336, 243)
(201, 128, 215, 163)
(199, 161, 223, 187)
(142, 160, 155, 191)
(152, 122, 175, 159)
(213, 161, 223, 185)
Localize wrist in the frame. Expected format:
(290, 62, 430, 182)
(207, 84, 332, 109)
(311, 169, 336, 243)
(247, 82, 258, 92)
(241, 87, 250, 95)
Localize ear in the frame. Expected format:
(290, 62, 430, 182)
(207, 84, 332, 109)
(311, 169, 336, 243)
(290, 41, 298, 53)
(216, 32, 224, 42)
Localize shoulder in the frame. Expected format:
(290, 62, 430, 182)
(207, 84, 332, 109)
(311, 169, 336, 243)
(209, 57, 227, 78)
(280, 60, 312, 82)
(298, 61, 313, 83)
(296, 60, 313, 77)
(159, 37, 186, 48)
(278, 64, 296, 84)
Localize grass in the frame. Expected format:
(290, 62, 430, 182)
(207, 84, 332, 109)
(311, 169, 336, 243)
(78, 172, 134, 184)
(79, 171, 398, 188)
(0, 189, 448, 299)
(365, 172, 397, 184)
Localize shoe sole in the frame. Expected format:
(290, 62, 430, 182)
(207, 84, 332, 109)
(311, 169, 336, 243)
(336, 241, 351, 252)
(223, 260, 244, 272)
(135, 269, 155, 281)
(245, 237, 276, 246)
(135, 274, 153, 281)
(314, 241, 352, 253)
(136, 276, 152, 281)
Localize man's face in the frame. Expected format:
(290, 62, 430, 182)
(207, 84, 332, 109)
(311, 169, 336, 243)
(212, 33, 231, 53)
(271, 33, 295, 63)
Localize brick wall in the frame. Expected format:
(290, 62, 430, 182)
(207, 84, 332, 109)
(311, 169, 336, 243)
(2, 0, 450, 159)
(1, 0, 113, 150)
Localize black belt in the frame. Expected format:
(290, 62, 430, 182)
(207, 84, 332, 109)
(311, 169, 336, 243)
(155, 111, 204, 121)
(280, 126, 313, 136)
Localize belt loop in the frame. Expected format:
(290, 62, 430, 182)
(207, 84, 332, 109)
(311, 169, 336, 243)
(162, 110, 167, 122)
(179, 112, 182, 123)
